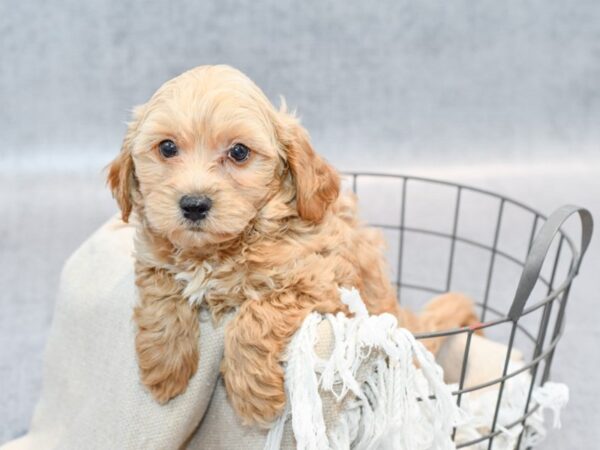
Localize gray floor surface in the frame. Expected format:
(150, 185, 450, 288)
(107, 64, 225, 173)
(1, 157, 598, 448)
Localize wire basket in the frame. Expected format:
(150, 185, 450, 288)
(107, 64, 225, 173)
(343, 172, 593, 450)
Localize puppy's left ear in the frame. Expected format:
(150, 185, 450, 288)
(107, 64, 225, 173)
(107, 106, 144, 222)
(277, 112, 340, 223)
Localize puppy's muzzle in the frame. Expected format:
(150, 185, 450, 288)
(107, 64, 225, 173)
(180, 195, 212, 222)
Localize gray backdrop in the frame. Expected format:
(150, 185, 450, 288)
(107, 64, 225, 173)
(1, 1, 599, 448)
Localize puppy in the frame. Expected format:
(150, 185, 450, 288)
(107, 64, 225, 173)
(107, 65, 478, 427)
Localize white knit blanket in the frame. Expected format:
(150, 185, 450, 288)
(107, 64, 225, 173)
(1, 219, 567, 450)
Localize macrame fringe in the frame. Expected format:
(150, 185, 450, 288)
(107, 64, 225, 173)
(264, 288, 568, 450)
(265, 288, 461, 450)
(452, 362, 569, 450)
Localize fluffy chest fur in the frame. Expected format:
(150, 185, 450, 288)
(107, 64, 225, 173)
(176, 223, 357, 318)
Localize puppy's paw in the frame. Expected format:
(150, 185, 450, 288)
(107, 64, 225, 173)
(133, 290, 201, 404)
(222, 358, 286, 427)
(146, 375, 191, 404)
(136, 326, 200, 403)
(137, 348, 197, 404)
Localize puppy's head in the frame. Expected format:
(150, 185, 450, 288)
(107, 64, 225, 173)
(108, 65, 339, 248)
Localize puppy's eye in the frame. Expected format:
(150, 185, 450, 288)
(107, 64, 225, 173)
(158, 140, 178, 158)
(228, 143, 250, 163)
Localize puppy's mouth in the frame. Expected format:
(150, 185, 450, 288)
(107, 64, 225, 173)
(181, 219, 234, 239)
(178, 223, 240, 248)
(183, 219, 206, 231)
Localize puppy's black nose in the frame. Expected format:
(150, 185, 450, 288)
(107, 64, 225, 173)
(180, 195, 212, 221)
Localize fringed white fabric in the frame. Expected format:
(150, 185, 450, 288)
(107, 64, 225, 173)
(265, 288, 462, 450)
(452, 361, 569, 450)
(264, 288, 568, 450)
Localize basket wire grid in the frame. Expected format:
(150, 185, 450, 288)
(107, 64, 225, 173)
(344, 172, 593, 450)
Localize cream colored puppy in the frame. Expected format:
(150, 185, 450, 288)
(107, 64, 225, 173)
(107, 65, 479, 426)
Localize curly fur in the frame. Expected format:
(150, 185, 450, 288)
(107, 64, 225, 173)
(107, 65, 479, 427)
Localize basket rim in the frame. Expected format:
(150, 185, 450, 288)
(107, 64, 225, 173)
(342, 170, 546, 218)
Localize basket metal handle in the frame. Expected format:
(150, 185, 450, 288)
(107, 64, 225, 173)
(508, 205, 593, 322)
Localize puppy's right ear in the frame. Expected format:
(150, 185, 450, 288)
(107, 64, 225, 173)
(107, 106, 144, 223)
(275, 110, 340, 223)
